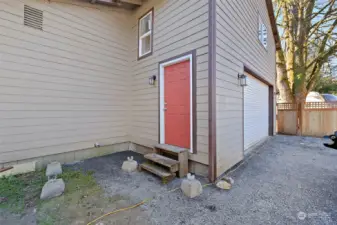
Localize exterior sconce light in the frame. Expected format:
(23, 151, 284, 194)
(238, 73, 247, 87)
(149, 75, 156, 85)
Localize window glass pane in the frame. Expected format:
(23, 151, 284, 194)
(258, 16, 267, 49)
(140, 14, 151, 36)
(262, 24, 267, 48)
(141, 35, 151, 55)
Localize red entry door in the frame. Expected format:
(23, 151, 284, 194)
(164, 60, 190, 149)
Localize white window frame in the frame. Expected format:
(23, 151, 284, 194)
(138, 10, 153, 58)
(258, 15, 268, 49)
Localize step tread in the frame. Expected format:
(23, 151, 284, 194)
(155, 144, 189, 154)
(144, 153, 179, 168)
(140, 162, 172, 178)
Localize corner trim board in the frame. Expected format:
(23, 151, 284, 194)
(208, 0, 217, 182)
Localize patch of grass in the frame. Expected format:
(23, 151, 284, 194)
(0, 170, 46, 213)
(1, 168, 135, 224)
(37, 169, 104, 225)
(59, 169, 98, 194)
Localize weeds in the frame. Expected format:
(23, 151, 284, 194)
(0, 168, 121, 224)
(0, 170, 46, 213)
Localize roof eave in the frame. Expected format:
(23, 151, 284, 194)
(265, 0, 281, 51)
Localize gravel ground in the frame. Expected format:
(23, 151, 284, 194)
(67, 135, 337, 225)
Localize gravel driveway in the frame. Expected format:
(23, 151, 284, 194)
(68, 135, 337, 225)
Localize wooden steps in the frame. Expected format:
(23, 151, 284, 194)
(139, 144, 189, 183)
(154, 144, 189, 153)
(139, 162, 175, 184)
(144, 153, 179, 173)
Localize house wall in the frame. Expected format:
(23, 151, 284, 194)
(0, 0, 133, 164)
(129, 0, 209, 166)
(215, 0, 276, 176)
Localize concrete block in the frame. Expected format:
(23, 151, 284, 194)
(0, 161, 36, 178)
(121, 156, 138, 172)
(46, 162, 62, 179)
(40, 179, 65, 200)
(74, 148, 92, 162)
(188, 161, 208, 177)
(180, 173, 203, 198)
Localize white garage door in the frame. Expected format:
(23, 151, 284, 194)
(244, 74, 269, 151)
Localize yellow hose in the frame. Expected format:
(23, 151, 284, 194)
(86, 198, 151, 225)
(86, 183, 213, 225)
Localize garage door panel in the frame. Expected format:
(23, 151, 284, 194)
(244, 74, 269, 150)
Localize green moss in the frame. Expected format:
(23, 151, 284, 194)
(59, 169, 97, 193)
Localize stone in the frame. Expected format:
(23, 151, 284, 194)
(216, 180, 232, 190)
(46, 162, 62, 179)
(121, 156, 138, 172)
(180, 173, 202, 198)
(216, 176, 234, 190)
(40, 178, 65, 200)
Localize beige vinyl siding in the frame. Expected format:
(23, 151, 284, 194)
(215, 0, 276, 176)
(0, 0, 132, 163)
(129, 0, 209, 165)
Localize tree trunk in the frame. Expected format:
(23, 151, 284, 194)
(276, 49, 294, 103)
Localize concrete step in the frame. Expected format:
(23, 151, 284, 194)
(144, 153, 179, 173)
(139, 162, 175, 183)
(154, 144, 189, 154)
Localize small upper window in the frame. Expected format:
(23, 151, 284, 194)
(138, 9, 153, 59)
(258, 16, 267, 49)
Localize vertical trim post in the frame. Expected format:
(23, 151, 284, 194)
(208, 0, 217, 182)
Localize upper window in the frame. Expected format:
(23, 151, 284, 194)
(258, 16, 267, 49)
(138, 9, 153, 59)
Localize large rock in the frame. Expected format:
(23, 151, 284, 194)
(40, 179, 65, 200)
(46, 162, 62, 179)
(180, 173, 202, 198)
(121, 156, 138, 172)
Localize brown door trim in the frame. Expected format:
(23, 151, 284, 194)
(269, 86, 274, 136)
(244, 65, 273, 86)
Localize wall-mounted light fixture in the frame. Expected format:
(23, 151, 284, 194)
(238, 73, 247, 87)
(149, 75, 156, 85)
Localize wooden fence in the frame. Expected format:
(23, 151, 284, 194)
(277, 102, 337, 137)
